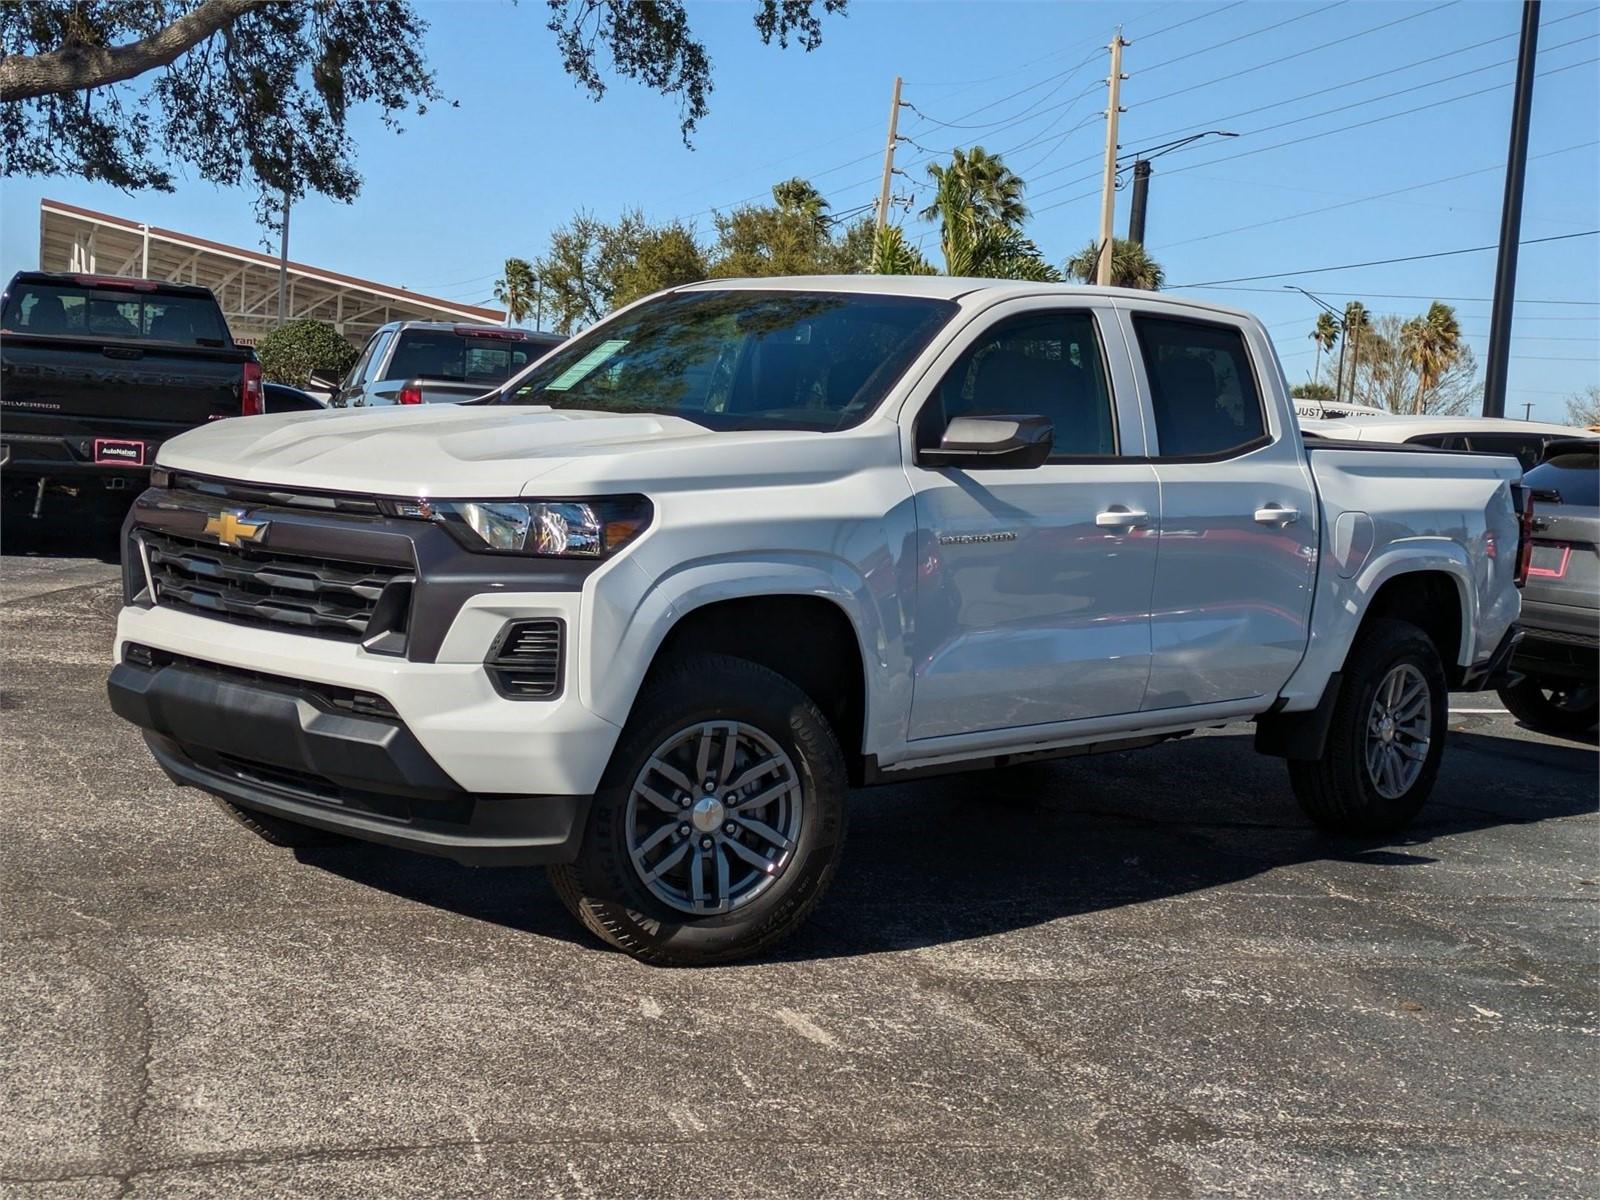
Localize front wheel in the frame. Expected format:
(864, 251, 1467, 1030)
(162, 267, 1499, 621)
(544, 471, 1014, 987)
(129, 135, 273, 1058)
(1289, 619, 1448, 835)
(548, 654, 847, 966)
(1497, 675, 1599, 739)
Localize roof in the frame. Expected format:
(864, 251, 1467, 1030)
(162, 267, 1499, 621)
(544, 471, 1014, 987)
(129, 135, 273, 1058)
(38, 198, 505, 345)
(675, 275, 1257, 319)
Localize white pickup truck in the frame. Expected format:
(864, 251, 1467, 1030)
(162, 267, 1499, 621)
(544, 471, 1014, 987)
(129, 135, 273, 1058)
(107, 278, 1528, 964)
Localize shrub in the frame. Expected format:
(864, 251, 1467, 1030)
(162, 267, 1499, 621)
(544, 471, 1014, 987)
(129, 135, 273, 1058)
(257, 320, 358, 388)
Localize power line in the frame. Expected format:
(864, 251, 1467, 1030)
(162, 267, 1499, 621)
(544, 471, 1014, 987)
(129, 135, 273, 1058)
(1188, 285, 1600, 306)
(1135, 0, 1462, 112)
(1140, 1, 1347, 74)
(1160, 139, 1599, 249)
(1130, 6, 1594, 149)
(1138, 1, 1249, 43)
(1172, 230, 1600, 289)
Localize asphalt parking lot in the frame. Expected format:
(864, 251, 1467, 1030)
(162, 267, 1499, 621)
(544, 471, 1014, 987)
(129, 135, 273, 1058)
(3, 510, 1597, 1199)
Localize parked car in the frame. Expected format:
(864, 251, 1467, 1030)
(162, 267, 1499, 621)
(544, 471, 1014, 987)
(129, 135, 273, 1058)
(1497, 438, 1598, 737)
(263, 382, 327, 415)
(107, 278, 1527, 965)
(0, 271, 260, 515)
(1301, 413, 1594, 471)
(328, 321, 562, 408)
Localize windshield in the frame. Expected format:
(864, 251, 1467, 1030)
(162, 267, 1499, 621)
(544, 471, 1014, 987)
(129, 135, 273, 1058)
(383, 331, 546, 386)
(1, 282, 228, 346)
(494, 289, 957, 431)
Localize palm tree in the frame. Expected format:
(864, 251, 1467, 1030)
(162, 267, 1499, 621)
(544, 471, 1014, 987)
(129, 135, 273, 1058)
(1064, 238, 1165, 290)
(771, 177, 831, 241)
(1342, 301, 1372, 402)
(1400, 301, 1462, 414)
(1310, 311, 1340, 385)
(921, 147, 1028, 274)
(867, 225, 936, 276)
(493, 257, 537, 326)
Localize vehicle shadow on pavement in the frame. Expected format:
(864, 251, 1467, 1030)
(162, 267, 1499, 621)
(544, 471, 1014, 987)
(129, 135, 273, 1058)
(294, 727, 1599, 962)
(1, 499, 130, 562)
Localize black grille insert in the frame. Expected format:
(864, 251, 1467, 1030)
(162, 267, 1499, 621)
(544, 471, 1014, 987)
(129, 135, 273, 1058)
(142, 529, 410, 642)
(487, 619, 564, 699)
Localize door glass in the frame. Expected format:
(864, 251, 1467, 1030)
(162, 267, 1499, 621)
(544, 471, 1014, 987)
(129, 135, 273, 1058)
(919, 311, 1117, 458)
(1134, 316, 1267, 458)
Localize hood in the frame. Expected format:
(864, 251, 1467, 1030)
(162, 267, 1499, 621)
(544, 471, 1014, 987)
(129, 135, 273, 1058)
(156, 405, 720, 496)
(155, 403, 889, 497)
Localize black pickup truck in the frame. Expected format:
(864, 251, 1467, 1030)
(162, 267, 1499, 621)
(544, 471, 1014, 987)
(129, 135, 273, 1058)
(0, 272, 262, 515)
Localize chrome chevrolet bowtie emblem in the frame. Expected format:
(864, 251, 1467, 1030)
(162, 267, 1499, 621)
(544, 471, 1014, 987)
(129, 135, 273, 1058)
(203, 509, 268, 548)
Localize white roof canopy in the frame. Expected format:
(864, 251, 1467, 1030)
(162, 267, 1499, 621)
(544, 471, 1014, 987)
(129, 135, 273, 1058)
(37, 198, 504, 347)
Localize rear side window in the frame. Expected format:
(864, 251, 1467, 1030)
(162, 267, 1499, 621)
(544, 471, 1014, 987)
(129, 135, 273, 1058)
(920, 310, 1117, 458)
(1, 282, 227, 346)
(1465, 433, 1547, 471)
(1134, 316, 1267, 459)
(382, 331, 540, 385)
(1524, 449, 1599, 507)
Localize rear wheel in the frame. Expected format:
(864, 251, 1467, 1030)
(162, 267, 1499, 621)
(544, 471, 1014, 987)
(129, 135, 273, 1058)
(1497, 676, 1599, 739)
(1289, 619, 1448, 835)
(548, 654, 847, 966)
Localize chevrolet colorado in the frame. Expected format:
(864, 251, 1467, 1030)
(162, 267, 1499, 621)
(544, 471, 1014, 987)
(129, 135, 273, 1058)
(107, 278, 1527, 964)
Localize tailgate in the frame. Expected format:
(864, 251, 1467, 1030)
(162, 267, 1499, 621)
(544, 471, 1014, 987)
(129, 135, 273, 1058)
(1, 334, 248, 431)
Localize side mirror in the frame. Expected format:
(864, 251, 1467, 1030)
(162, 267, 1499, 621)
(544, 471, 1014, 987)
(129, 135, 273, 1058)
(916, 414, 1053, 470)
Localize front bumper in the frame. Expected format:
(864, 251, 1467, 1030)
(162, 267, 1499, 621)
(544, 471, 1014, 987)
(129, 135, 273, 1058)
(109, 655, 590, 866)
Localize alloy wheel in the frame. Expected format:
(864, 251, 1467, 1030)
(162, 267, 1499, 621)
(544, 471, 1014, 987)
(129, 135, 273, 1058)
(1365, 663, 1432, 800)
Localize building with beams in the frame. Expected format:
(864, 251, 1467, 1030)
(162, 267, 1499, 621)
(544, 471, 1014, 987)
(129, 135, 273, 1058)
(37, 198, 505, 347)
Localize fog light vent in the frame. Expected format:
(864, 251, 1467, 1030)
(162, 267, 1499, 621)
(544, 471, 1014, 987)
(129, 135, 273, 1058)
(486, 619, 564, 700)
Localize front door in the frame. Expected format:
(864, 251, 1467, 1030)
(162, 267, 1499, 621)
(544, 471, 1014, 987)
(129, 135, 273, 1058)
(904, 304, 1161, 741)
(1124, 310, 1318, 710)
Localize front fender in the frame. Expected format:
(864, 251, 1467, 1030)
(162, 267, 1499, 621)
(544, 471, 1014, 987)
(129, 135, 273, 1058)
(581, 552, 907, 756)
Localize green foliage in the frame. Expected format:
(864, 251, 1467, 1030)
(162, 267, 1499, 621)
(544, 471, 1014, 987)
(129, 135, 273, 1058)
(1, 0, 846, 223)
(919, 146, 1055, 279)
(545, 0, 846, 139)
(1400, 301, 1463, 415)
(1348, 309, 1477, 416)
(1291, 381, 1336, 401)
(1064, 238, 1165, 290)
(867, 225, 937, 276)
(707, 178, 867, 278)
(256, 319, 359, 388)
(534, 209, 708, 334)
(494, 258, 538, 326)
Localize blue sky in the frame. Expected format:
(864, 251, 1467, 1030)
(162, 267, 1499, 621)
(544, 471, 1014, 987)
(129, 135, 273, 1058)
(3, 0, 1597, 420)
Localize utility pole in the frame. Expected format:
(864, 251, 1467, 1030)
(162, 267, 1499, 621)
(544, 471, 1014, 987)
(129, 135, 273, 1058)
(276, 187, 291, 326)
(1522, 401, 1534, 420)
(1095, 31, 1128, 286)
(875, 76, 904, 232)
(1127, 159, 1151, 245)
(1483, 0, 1540, 418)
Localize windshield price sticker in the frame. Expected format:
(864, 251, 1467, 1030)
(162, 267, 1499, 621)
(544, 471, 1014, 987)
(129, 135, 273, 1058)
(545, 340, 629, 392)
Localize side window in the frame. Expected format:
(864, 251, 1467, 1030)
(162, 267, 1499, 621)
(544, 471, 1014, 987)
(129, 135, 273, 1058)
(357, 330, 395, 386)
(919, 310, 1117, 458)
(1465, 433, 1543, 471)
(1134, 316, 1268, 459)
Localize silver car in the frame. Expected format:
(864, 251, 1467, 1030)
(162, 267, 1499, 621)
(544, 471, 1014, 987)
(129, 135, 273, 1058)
(330, 321, 563, 408)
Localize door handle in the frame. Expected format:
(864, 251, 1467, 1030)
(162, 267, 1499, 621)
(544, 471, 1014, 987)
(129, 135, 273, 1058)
(1254, 506, 1300, 525)
(1096, 508, 1150, 529)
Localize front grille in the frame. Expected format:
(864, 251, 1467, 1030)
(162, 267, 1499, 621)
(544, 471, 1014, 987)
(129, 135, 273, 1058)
(142, 529, 410, 642)
(123, 644, 399, 718)
(487, 619, 564, 699)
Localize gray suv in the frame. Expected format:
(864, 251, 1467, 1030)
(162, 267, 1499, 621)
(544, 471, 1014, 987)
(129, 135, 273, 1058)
(330, 321, 563, 408)
(1499, 438, 1599, 738)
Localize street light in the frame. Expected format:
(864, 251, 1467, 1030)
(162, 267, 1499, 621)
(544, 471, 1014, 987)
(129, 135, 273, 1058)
(1286, 285, 1351, 404)
(1120, 130, 1238, 245)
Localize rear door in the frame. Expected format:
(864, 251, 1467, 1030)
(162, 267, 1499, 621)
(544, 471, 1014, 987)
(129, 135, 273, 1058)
(1521, 444, 1599, 638)
(1122, 308, 1319, 711)
(903, 299, 1161, 739)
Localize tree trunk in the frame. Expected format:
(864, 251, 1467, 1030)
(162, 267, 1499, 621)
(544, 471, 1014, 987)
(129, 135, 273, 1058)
(0, 0, 267, 102)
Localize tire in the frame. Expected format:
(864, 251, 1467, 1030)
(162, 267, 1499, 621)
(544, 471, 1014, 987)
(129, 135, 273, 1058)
(1289, 618, 1448, 835)
(211, 796, 346, 848)
(548, 654, 847, 966)
(1496, 675, 1599, 739)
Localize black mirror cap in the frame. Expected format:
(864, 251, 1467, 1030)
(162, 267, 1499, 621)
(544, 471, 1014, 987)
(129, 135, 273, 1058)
(916, 413, 1054, 470)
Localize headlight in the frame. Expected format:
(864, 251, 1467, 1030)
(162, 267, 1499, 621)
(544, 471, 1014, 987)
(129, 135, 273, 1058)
(386, 496, 652, 557)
